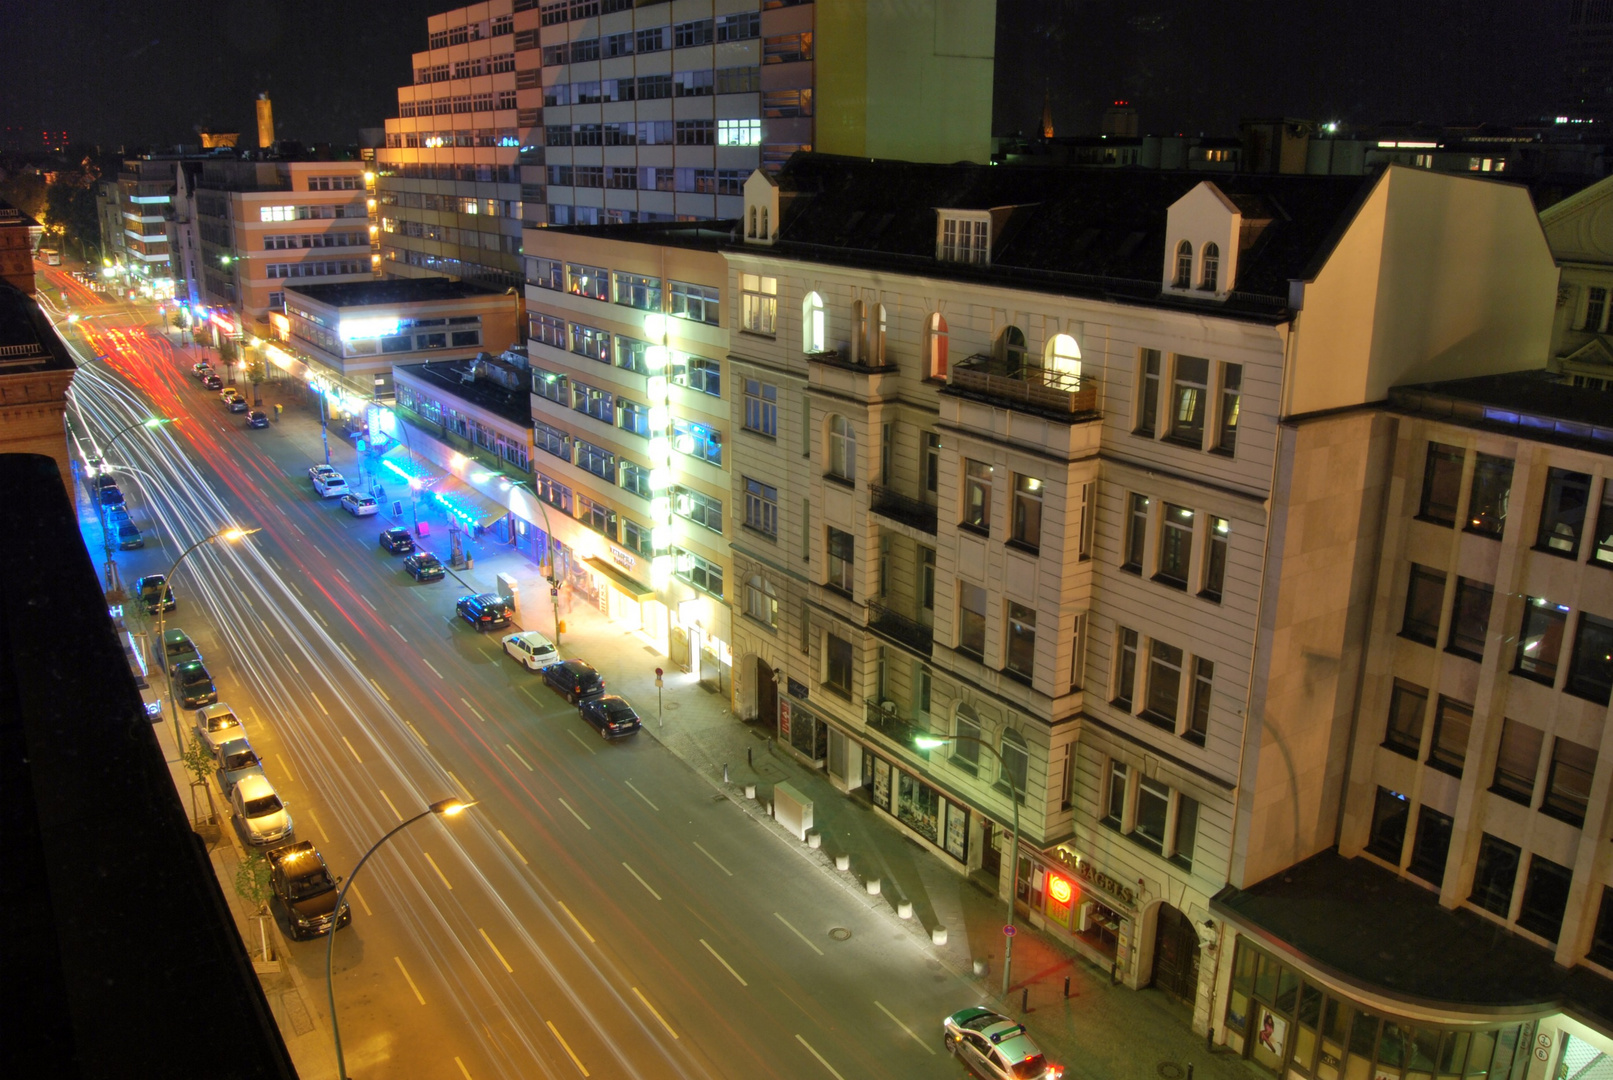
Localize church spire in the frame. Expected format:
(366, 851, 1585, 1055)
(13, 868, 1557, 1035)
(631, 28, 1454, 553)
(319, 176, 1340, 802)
(1040, 80, 1055, 139)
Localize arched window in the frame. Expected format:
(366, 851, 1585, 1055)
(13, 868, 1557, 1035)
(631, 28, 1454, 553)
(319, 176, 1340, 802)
(1201, 242, 1220, 292)
(998, 325, 1027, 374)
(1046, 333, 1081, 378)
(748, 206, 757, 238)
(872, 303, 887, 364)
(827, 414, 856, 481)
(851, 299, 867, 363)
(999, 728, 1029, 803)
(927, 312, 949, 379)
(760, 206, 769, 239)
(1174, 241, 1193, 288)
(803, 291, 825, 353)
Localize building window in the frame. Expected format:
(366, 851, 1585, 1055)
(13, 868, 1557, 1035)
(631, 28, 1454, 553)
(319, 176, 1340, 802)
(1515, 599, 1568, 685)
(1384, 678, 1427, 757)
(1465, 453, 1512, 538)
(675, 119, 716, 145)
(957, 581, 987, 659)
(1187, 658, 1213, 745)
(1134, 776, 1170, 852)
(1427, 696, 1471, 777)
(927, 313, 949, 379)
(1568, 612, 1613, 704)
(674, 487, 723, 533)
(619, 460, 652, 499)
(1156, 503, 1194, 589)
(939, 215, 989, 264)
(1011, 476, 1043, 551)
(1200, 242, 1220, 291)
(1173, 241, 1192, 288)
(1167, 356, 1209, 448)
(1104, 760, 1128, 826)
(825, 632, 853, 696)
(1114, 627, 1139, 709)
(743, 478, 778, 537)
(1543, 737, 1597, 826)
(745, 575, 778, 628)
(1517, 856, 1573, 943)
(670, 280, 720, 324)
(1143, 640, 1183, 729)
(672, 418, 722, 465)
(1401, 564, 1446, 645)
(1469, 833, 1521, 917)
(574, 439, 616, 480)
(1418, 443, 1464, 526)
(925, 434, 941, 498)
(743, 379, 777, 436)
(827, 415, 857, 482)
(1136, 349, 1160, 435)
(1492, 718, 1544, 805)
(1537, 467, 1592, 556)
(1585, 286, 1609, 331)
(716, 118, 761, 146)
(803, 292, 826, 352)
(1202, 517, 1228, 601)
(672, 354, 721, 397)
(1005, 602, 1036, 679)
(1442, 577, 1493, 661)
(952, 707, 980, 774)
(566, 262, 609, 301)
(573, 382, 614, 424)
(570, 323, 611, 363)
(741, 273, 777, 334)
(673, 547, 722, 596)
(1366, 787, 1409, 862)
(1592, 890, 1613, 967)
(577, 494, 618, 538)
(1407, 806, 1452, 886)
(612, 271, 662, 311)
(826, 528, 854, 595)
(998, 730, 1030, 804)
(1123, 493, 1150, 572)
(1592, 480, 1613, 567)
(618, 399, 650, 438)
(1212, 363, 1241, 455)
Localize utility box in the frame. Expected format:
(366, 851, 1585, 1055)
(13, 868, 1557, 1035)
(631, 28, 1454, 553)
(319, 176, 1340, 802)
(773, 782, 813, 841)
(497, 572, 520, 612)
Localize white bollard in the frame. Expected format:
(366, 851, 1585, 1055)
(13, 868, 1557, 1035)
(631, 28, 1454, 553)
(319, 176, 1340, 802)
(897, 901, 913, 919)
(835, 853, 851, 872)
(807, 831, 821, 849)
(865, 877, 881, 896)
(932, 926, 949, 945)
(972, 958, 989, 977)
(744, 783, 756, 799)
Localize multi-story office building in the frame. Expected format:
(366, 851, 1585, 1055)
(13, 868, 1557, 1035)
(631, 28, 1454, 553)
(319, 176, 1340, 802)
(113, 158, 180, 298)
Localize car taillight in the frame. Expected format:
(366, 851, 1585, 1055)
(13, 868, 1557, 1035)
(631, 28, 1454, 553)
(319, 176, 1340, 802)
(1048, 1067, 1064, 1080)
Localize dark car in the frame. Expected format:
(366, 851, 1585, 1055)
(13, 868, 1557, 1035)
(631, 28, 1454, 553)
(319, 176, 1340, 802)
(379, 527, 414, 554)
(136, 574, 176, 614)
(543, 659, 606, 704)
(92, 473, 119, 492)
(116, 522, 144, 549)
(246, 410, 269, 428)
(227, 397, 249, 413)
(98, 485, 126, 507)
(160, 628, 201, 674)
(578, 694, 641, 739)
(456, 593, 513, 632)
(202, 374, 223, 390)
(175, 661, 218, 708)
(404, 551, 445, 582)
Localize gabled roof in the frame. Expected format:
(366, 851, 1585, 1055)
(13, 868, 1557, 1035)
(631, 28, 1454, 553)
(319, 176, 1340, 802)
(763, 154, 1375, 321)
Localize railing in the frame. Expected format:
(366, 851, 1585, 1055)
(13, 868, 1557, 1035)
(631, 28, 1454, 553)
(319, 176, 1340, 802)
(868, 601, 934, 657)
(869, 484, 937, 534)
(949, 354, 1100, 417)
(805, 348, 899, 374)
(864, 701, 928, 757)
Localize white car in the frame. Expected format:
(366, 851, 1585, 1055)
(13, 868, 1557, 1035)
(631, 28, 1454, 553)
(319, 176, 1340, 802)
(308, 463, 338, 482)
(231, 773, 294, 847)
(502, 630, 559, 671)
(340, 493, 378, 517)
(194, 703, 247, 756)
(313, 472, 349, 498)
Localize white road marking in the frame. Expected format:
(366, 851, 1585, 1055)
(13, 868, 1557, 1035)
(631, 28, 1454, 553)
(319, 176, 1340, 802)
(506, 744, 534, 772)
(313, 610, 328, 628)
(306, 806, 328, 843)
(312, 692, 329, 716)
(547, 1021, 588, 1077)
(350, 884, 372, 916)
(623, 862, 661, 901)
(342, 736, 362, 763)
(395, 956, 425, 1005)
(337, 642, 356, 663)
(360, 594, 376, 610)
(421, 657, 442, 678)
(558, 900, 595, 943)
(874, 1000, 935, 1055)
(460, 697, 486, 723)
(447, 771, 471, 800)
(312, 543, 326, 558)
(520, 684, 541, 704)
(276, 753, 299, 788)
(455, 1058, 472, 1080)
(289, 581, 303, 597)
(625, 780, 659, 811)
(283, 652, 300, 674)
(269, 557, 282, 571)
(558, 798, 591, 830)
(379, 787, 401, 820)
(423, 852, 453, 890)
(795, 1035, 848, 1080)
(497, 829, 528, 866)
(250, 706, 262, 725)
(566, 730, 596, 755)
(391, 623, 407, 642)
(291, 523, 304, 535)
(694, 841, 734, 878)
(632, 987, 679, 1040)
(774, 912, 824, 955)
(479, 928, 513, 973)
(699, 939, 746, 986)
(369, 677, 390, 702)
(405, 721, 427, 746)
(334, 567, 349, 582)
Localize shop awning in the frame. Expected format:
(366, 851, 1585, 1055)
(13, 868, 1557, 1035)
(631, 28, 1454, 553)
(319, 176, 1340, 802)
(582, 554, 654, 598)
(427, 477, 509, 529)
(376, 443, 435, 489)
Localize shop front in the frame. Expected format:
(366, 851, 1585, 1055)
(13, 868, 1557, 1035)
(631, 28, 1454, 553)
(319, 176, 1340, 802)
(1020, 843, 1141, 981)
(580, 549, 653, 632)
(855, 745, 972, 866)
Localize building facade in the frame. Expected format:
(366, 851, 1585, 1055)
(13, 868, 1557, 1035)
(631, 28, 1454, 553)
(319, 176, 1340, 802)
(1542, 173, 1613, 391)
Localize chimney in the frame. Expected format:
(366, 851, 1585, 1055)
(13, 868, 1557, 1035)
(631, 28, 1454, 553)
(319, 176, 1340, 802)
(256, 94, 275, 150)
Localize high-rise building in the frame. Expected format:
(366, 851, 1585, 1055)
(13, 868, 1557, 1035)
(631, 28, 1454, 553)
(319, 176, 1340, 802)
(1565, 0, 1613, 123)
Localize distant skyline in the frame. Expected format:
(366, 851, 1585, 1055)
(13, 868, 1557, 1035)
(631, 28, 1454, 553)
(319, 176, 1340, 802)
(0, 0, 1566, 153)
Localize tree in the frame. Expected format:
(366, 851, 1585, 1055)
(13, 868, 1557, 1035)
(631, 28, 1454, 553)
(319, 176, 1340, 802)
(234, 850, 275, 961)
(0, 171, 47, 222)
(180, 736, 218, 826)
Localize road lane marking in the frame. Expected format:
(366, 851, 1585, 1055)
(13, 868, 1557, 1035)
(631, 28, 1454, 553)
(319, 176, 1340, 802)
(558, 900, 595, 943)
(632, 987, 679, 1040)
(291, 523, 304, 535)
(277, 754, 299, 788)
(795, 1035, 847, 1080)
(250, 706, 262, 725)
(625, 780, 659, 811)
(360, 594, 376, 611)
(557, 798, 591, 830)
(395, 956, 425, 1005)
(566, 730, 596, 755)
(874, 1000, 934, 1055)
(694, 841, 733, 877)
(460, 697, 486, 722)
(369, 677, 390, 701)
(379, 788, 402, 820)
(306, 806, 328, 843)
(774, 912, 824, 955)
(455, 1058, 472, 1080)
(313, 610, 328, 628)
(391, 623, 407, 642)
(623, 863, 661, 901)
(350, 884, 372, 916)
(342, 736, 362, 763)
(289, 581, 303, 597)
(421, 657, 443, 678)
(423, 852, 453, 890)
(338, 642, 356, 663)
(405, 721, 427, 746)
(506, 744, 534, 772)
(497, 829, 528, 865)
(312, 692, 330, 716)
(447, 771, 471, 800)
(282, 652, 300, 674)
(269, 557, 282, 571)
(546, 1021, 588, 1077)
(699, 939, 746, 986)
(479, 928, 513, 973)
(334, 567, 349, 582)
(312, 543, 326, 558)
(520, 684, 541, 704)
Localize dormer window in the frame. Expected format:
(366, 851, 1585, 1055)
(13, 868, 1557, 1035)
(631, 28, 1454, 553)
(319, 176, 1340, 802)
(939, 212, 989, 265)
(1174, 241, 1193, 288)
(1201, 243, 1219, 291)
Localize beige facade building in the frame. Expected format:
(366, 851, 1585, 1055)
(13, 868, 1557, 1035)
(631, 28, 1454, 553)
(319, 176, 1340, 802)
(1543, 173, 1613, 391)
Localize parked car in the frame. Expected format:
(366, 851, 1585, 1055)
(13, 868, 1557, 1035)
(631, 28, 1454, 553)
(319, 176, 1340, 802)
(159, 628, 201, 674)
(312, 472, 349, 498)
(227, 398, 249, 413)
(136, 574, 176, 614)
(404, 551, 445, 582)
(942, 1007, 1063, 1080)
(104, 505, 131, 527)
(340, 493, 377, 517)
(378, 527, 414, 554)
(116, 522, 144, 549)
(212, 737, 264, 797)
(92, 473, 119, 492)
(231, 773, 293, 847)
(193, 702, 246, 755)
(579, 694, 641, 739)
(174, 660, 218, 708)
(543, 659, 605, 703)
(98, 485, 125, 508)
(267, 841, 349, 940)
(308, 463, 339, 482)
(219, 386, 239, 401)
(202, 374, 223, 390)
(246, 410, 269, 428)
(502, 630, 558, 671)
(456, 593, 513, 632)
(192, 361, 212, 375)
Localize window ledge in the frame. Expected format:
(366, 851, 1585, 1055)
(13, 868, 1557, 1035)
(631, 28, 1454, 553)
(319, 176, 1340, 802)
(1161, 434, 1205, 451)
(1399, 630, 1439, 648)
(1413, 513, 1456, 529)
(823, 473, 855, 490)
(958, 521, 990, 539)
(1531, 543, 1580, 560)
(1381, 741, 1419, 760)
(1511, 667, 1557, 688)
(1197, 590, 1223, 604)
(740, 427, 777, 441)
(740, 523, 778, 543)
(1181, 731, 1206, 748)
(823, 583, 854, 601)
(1124, 830, 1165, 858)
(1540, 802, 1587, 828)
(738, 329, 777, 341)
(740, 611, 779, 634)
(1002, 668, 1034, 687)
(1119, 563, 1142, 576)
(955, 646, 985, 663)
(1425, 758, 1464, 779)
(1488, 784, 1533, 807)
(1444, 645, 1483, 663)
(821, 682, 853, 701)
(1005, 539, 1041, 557)
(1152, 573, 1188, 592)
(1140, 711, 1176, 732)
(1461, 525, 1504, 542)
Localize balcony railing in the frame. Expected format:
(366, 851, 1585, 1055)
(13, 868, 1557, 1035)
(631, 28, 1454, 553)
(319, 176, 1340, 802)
(864, 701, 928, 757)
(868, 601, 934, 657)
(949, 354, 1100, 418)
(805, 348, 899, 374)
(869, 484, 938, 534)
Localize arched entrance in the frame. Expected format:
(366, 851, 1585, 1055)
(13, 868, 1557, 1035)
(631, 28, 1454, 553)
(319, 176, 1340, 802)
(1151, 903, 1202, 1006)
(756, 656, 778, 727)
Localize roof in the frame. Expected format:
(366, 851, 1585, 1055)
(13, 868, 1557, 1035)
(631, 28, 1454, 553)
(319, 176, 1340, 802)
(0, 284, 75, 374)
(395, 360, 533, 428)
(540, 220, 739, 253)
(287, 277, 505, 308)
(1212, 849, 1613, 1026)
(0, 198, 40, 228)
(761, 153, 1377, 320)
(1387, 369, 1613, 455)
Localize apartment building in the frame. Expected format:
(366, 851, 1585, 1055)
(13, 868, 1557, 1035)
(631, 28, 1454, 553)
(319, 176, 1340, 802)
(114, 157, 179, 297)
(1542, 173, 1613, 391)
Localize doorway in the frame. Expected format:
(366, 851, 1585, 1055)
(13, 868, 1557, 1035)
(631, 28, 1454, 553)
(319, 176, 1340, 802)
(757, 657, 778, 726)
(1152, 903, 1202, 1007)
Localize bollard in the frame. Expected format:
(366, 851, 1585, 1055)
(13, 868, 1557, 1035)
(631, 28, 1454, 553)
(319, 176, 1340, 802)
(834, 853, 850, 871)
(748, 747, 753, 767)
(807, 831, 821, 849)
(1064, 976, 1071, 999)
(931, 926, 948, 946)
(723, 763, 729, 783)
(972, 958, 989, 977)
(865, 877, 881, 896)
(1188, 1066, 1195, 1080)
(1021, 988, 1028, 1012)
(897, 901, 913, 919)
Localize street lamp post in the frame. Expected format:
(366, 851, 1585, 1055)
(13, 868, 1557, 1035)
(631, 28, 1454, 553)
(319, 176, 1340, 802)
(500, 475, 564, 649)
(915, 733, 1022, 998)
(154, 528, 258, 751)
(326, 797, 471, 1080)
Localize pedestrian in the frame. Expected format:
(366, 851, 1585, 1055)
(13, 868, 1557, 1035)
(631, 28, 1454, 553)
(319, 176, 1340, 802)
(274, 403, 283, 422)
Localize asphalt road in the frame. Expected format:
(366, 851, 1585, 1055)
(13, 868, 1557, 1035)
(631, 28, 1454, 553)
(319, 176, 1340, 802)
(60, 296, 988, 1080)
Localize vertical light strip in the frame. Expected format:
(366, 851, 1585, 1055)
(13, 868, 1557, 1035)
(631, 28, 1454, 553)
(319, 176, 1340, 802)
(644, 313, 675, 585)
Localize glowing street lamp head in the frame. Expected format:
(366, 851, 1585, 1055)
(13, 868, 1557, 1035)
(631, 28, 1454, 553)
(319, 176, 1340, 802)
(914, 735, 949, 750)
(143, 417, 175, 428)
(218, 527, 260, 543)
(430, 797, 473, 816)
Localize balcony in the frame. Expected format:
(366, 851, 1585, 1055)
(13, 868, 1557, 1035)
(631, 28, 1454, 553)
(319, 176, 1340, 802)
(868, 601, 934, 657)
(869, 484, 938, 535)
(805, 348, 900, 403)
(947, 354, 1100, 420)
(864, 701, 929, 758)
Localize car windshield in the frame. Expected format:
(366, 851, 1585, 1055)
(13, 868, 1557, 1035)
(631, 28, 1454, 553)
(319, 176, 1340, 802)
(208, 714, 239, 731)
(608, 702, 636, 720)
(243, 794, 282, 816)
(182, 670, 211, 686)
(964, 1013, 1009, 1033)
(287, 869, 333, 899)
(1010, 1055, 1049, 1079)
(418, 554, 440, 566)
(224, 750, 258, 769)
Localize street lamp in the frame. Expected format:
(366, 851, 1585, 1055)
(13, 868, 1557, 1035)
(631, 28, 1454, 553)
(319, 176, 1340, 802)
(326, 797, 473, 1080)
(155, 527, 259, 750)
(498, 475, 564, 648)
(914, 733, 1022, 997)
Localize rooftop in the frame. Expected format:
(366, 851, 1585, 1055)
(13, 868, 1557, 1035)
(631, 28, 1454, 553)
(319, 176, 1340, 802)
(396, 359, 534, 428)
(0, 284, 75, 374)
(1388, 369, 1613, 454)
(541, 220, 739, 253)
(288, 277, 506, 309)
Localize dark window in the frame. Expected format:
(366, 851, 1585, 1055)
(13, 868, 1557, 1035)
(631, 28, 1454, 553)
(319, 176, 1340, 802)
(1186, 657, 1212, 745)
(1542, 737, 1597, 826)
(826, 528, 853, 594)
(958, 582, 986, 658)
(1216, 363, 1241, 455)
(1156, 503, 1193, 588)
(1517, 856, 1573, 942)
(1136, 349, 1160, 435)
(1418, 443, 1464, 526)
(1536, 468, 1592, 556)
(1123, 493, 1149, 572)
(825, 633, 853, 696)
(1114, 627, 1138, 709)
(1514, 599, 1568, 685)
(1491, 718, 1544, 805)
(1427, 696, 1471, 776)
(1590, 888, 1613, 967)
(1446, 577, 1493, 660)
(1567, 612, 1613, 705)
(1134, 777, 1169, 852)
(1469, 833, 1521, 916)
(1384, 679, 1427, 757)
(1143, 641, 1183, 728)
(1401, 564, 1445, 645)
(1593, 481, 1613, 568)
(1203, 517, 1228, 601)
(1366, 787, 1409, 862)
(1407, 806, 1452, 886)
(1466, 453, 1512, 538)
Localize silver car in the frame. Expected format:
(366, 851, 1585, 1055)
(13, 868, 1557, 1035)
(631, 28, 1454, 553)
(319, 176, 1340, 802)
(194, 703, 246, 756)
(213, 737, 264, 797)
(232, 773, 293, 847)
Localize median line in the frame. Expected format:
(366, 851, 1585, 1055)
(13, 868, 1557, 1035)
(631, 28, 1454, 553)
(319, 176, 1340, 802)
(421, 656, 442, 678)
(369, 677, 390, 701)
(497, 829, 528, 865)
(379, 787, 401, 820)
(460, 697, 486, 722)
(774, 912, 824, 955)
(423, 851, 453, 890)
(558, 900, 594, 943)
(506, 743, 534, 772)
(625, 780, 659, 811)
(874, 1000, 934, 1054)
(557, 797, 591, 830)
(311, 692, 330, 716)
(391, 623, 407, 641)
(395, 956, 425, 1005)
(795, 1034, 848, 1080)
(694, 841, 734, 877)
(566, 730, 596, 755)
(699, 939, 746, 986)
(342, 736, 362, 763)
(546, 1020, 588, 1077)
(623, 862, 661, 901)
(632, 986, 679, 1040)
(405, 721, 427, 746)
(479, 927, 513, 973)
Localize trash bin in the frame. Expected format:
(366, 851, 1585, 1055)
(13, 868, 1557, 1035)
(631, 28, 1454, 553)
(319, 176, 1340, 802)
(497, 572, 519, 612)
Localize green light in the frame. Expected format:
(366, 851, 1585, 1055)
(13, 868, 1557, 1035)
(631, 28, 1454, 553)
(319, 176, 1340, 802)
(914, 736, 947, 750)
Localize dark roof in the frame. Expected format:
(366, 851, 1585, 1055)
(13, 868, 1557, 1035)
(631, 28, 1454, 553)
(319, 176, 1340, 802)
(287, 277, 505, 308)
(0, 198, 40, 228)
(764, 153, 1375, 321)
(0, 284, 75, 373)
(396, 360, 534, 427)
(1388, 369, 1613, 455)
(0, 453, 297, 1079)
(1213, 849, 1613, 1026)
(539, 220, 739, 253)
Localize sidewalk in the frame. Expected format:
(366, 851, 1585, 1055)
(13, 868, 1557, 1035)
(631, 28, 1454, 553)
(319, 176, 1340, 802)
(443, 536, 1257, 1080)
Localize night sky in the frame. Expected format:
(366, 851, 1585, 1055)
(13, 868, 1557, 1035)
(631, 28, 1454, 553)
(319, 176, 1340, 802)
(0, 0, 1566, 152)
